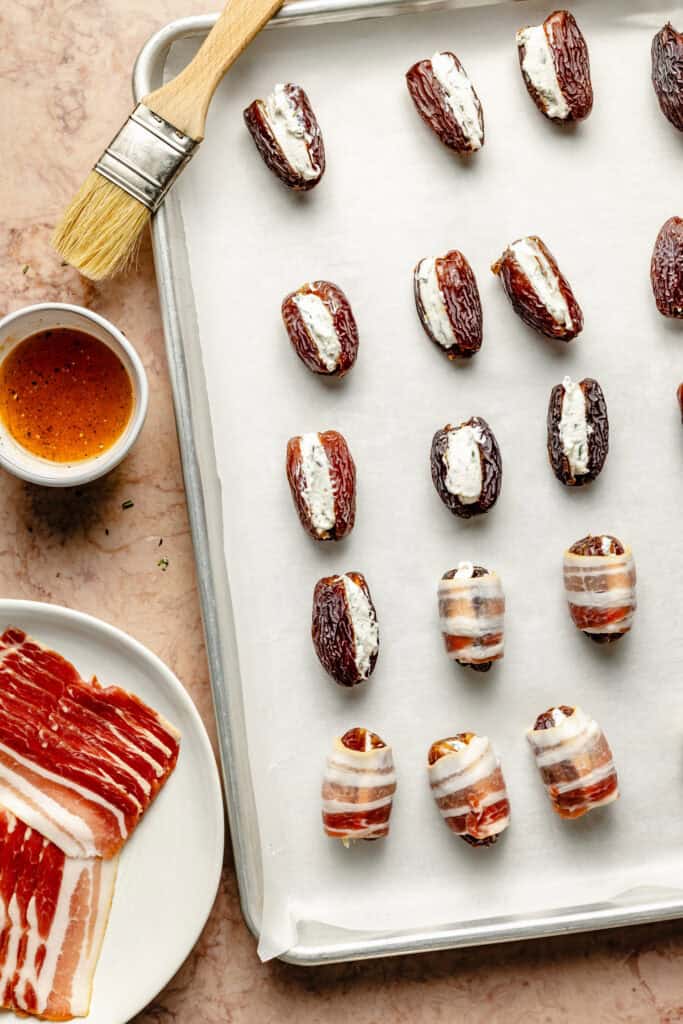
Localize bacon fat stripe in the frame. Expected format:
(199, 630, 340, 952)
(428, 736, 510, 842)
(322, 739, 396, 842)
(527, 707, 619, 819)
(563, 548, 636, 636)
(438, 573, 505, 664)
(0, 627, 180, 859)
(0, 809, 117, 1021)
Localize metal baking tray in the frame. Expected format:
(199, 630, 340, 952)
(134, 0, 683, 964)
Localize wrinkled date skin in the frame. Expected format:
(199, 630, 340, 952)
(547, 378, 609, 486)
(652, 23, 683, 132)
(405, 53, 484, 153)
(312, 572, 379, 687)
(569, 534, 624, 557)
(243, 84, 325, 191)
(286, 430, 356, 540)
(518, 10, 593, 123)
(651, 216, 683, 317)
(281, 281, 359, 377)
(430, 417, 502, 519)
(492, 237, 583, 341)
(533, 705, 576, 730)
(414, 251, 483, 359)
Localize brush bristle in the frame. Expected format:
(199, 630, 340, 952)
(52, 171, 151, 281)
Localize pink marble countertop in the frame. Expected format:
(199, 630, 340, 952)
(2, 1, 683, 1020)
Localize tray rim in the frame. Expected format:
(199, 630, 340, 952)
(134, 1, 683, 966)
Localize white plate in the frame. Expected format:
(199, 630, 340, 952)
(0, 600, 224, 1024)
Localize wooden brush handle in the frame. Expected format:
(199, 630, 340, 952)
(144, 0, 284, 141)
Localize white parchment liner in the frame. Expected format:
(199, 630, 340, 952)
(168, 0, 683, 959)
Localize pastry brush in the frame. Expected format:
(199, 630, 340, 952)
(52, 0, 283, 281)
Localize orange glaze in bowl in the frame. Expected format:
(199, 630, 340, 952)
(0, 328, 134, 463)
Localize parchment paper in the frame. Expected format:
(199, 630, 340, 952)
(168, 0, 683, 959)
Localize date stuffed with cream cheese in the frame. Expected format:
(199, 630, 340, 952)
(547, 377, 608, 486)
(243, 83, 325, 190)
(516, 10, 593, 123)
(651, 216, 683, 318)
(563, 534, 637, 643)
(414, 250, 483, 359)
(406, 51, 484, 153)
(527, 706, 619, 819)
(428, 733, 510, 845)
(286, 430, 355, 540)
(312, 572, 379, 687)
(282, 281, 358, 376)
(438, 563, 504, 671)
(431, 417, 502, 519)
(492, 235, 583, 341)
(322, 728, 396, 843)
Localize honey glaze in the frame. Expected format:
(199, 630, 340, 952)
(0, 328, 134, 462)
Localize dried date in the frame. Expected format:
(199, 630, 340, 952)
(492, 235, 583, 341)
(312, 572, 379, 687)
(651, 23, 683, 132)
(282, 281, 358, 377)
(430, 417, 502, 519)
(406, 51, 484, 153)
(414, 250, 482, 359)
(516, 10, 593, 123)
(243, 83, 325, 190)
(651, 216, 683, 317)
(286, 430, 355, 540)
(547, 376, 608, 486)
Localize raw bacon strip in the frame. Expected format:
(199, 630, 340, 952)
(428, 734, 510, 846)
(0, 627, 180, 859)
(527, 705, 619, 819)
(438, 563, 505, 670)
(0, 808, 117, 1021)
(563, 542, 636, 641)
(321, 728, 396, 844)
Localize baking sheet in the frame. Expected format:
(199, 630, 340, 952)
(163, 0, 683, 960)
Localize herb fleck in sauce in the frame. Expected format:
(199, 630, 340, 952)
(0, 328, 133, 462)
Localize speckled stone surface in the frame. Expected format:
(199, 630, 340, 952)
(2, 2, 683, 1021)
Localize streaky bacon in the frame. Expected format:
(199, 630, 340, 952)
(0, 627, 180, 858)
(322, 729, 396, 843)
(527, 706, 619, 819)
(428, 734, 510, 845)
(0, 808, 117, 1020)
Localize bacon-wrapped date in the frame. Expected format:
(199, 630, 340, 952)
(428, 733, 510, 846)
(321, 728, 396, 844)
(563, 534, 637, 643)
(438, 562, 504, 672)
(527, 705, 619, 819)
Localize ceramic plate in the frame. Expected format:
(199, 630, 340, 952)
(0, 600, 224, 1024)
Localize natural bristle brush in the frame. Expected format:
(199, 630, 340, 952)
(52, 0, 283, 281)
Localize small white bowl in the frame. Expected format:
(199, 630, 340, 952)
(0, 303, 149, 487)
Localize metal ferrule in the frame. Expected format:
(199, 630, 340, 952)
(95, 103, 199, 213)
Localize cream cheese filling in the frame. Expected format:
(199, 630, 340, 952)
(509, 237, 573, 329)
(341, 574, 379, 679)
(416, 257, 457, 348)
(293, 291, 340, 370)
(444, 424, 483, 504)
(300, 432, 335, 533)
(559, 377, 591, 476)
(430, 51, 483, 149)
(516, 23, 570, 120)
(264, 84, 318, 180)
